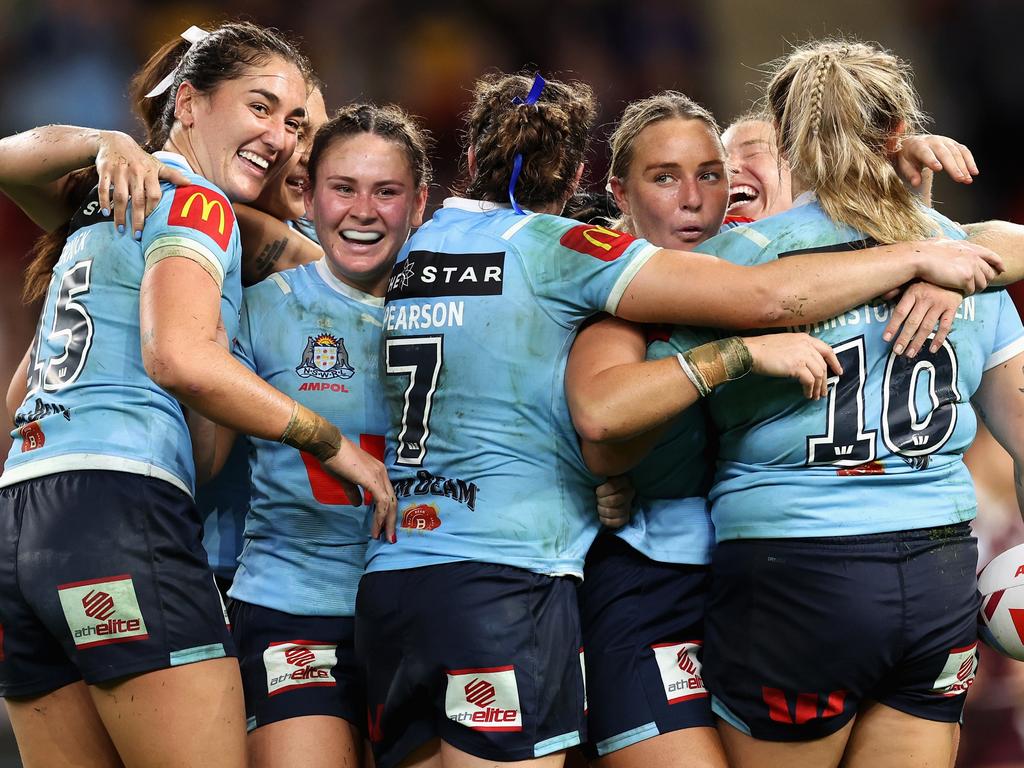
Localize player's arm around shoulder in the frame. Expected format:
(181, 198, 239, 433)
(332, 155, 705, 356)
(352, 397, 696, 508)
(235, 204, 322, 286)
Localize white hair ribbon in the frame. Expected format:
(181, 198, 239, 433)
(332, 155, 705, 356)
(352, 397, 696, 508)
(144, 26, 210, 98)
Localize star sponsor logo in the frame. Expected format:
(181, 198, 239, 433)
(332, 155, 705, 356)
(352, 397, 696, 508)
(264, 641, 338, 696)
(445, 666, 522, 732)
(652, 641, 707, 704)
(930, 643, 978, 697)
(296, 334, 355, 380)
(385, 250, 505, 301)
(57, 575, 148, 649)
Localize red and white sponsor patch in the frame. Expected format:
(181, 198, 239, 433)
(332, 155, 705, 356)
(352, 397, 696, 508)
(401, 503, 442, 531)
(559, 224, 636, 262)
(264, 640, 337, 696)
(57, 575, 148, 649)
(930, 643, 978, 697)
(19, 422, 44, 452)
(167, 185, 235, 252)
(652, 641, 708, 704)
(445, 665, 522, 731)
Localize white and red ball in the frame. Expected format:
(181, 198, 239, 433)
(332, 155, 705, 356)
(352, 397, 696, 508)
(978, 543, 1024, 661)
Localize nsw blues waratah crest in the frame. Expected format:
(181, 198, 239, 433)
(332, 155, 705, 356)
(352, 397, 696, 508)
(296, 334, 355, 379)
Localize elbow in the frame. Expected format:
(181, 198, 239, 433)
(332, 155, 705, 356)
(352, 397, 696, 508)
(581, 442, 638, 477)
(573, 407, 624, 445)
(143, 342, 207, 400)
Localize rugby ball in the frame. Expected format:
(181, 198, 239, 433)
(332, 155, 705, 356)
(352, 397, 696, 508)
(978, 543, 1024, 661)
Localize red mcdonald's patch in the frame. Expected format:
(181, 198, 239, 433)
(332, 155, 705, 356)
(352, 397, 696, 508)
(559, 224, 636, 262)
(167, 185, 235, 251)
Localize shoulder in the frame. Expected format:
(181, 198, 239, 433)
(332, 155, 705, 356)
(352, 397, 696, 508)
(245, 260, 312, 307)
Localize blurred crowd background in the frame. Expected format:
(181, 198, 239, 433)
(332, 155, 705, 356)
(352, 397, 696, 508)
(0, 0, 1021, 765)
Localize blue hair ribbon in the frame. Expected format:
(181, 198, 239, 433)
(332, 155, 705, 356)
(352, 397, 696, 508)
(508, 73, 547, 215)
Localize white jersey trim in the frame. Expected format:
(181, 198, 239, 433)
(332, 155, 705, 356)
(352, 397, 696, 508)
(501, 213, 538, 240)
(153, 151, 195, 173)
(442, 196, 511, 213)
(603, 243, 660, 315)
(314, 258, 384, 307)
(268, 273, 292, 294)
(0, 454, 192, 497)
(734, 227, 771, 249)
(145, 235, 225, 288)
(984, 334, 1024, 371)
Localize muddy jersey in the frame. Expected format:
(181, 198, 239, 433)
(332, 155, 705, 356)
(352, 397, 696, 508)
(367, 197, 659, 577)
(228, 259, 387, 616)
(2, 152, 241, 496)
(667, 198, 1024, 540)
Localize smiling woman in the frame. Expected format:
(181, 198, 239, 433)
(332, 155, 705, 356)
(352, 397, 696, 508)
(0, 22, 394, 768)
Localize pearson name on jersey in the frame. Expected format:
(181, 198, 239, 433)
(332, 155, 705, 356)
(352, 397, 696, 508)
(369, 198, 659, 578)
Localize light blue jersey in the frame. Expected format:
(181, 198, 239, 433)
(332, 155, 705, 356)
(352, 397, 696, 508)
(3, 152, 242, 496)
(197, 219, 321, 579)
(368, 198, 659, 577)
(616, 329, 714, 565)
(668, 198, 1024, 540)
(228, 259, 387, 616)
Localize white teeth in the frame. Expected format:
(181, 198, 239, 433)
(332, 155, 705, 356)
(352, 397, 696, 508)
(730, 185, 758, 198)
(238, 150, 269, 170)
(342, 230, 383, 243)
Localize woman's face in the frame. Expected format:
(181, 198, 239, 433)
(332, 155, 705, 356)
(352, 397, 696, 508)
(252, 88, 329, 221)
(611, 118, 728, 251)
(182, 55, 308, 203)
(722, 119, 793, 221)
(305, 132, 427, 296)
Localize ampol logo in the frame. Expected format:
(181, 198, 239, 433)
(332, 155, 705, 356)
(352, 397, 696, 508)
(57, 575, 148, 649)
(931, 643, 978, 697)
(652, 641, 707, 704)
(401, 503, 442, 531)
(264, 641, 337, 697)
(445, 666, 522, 732)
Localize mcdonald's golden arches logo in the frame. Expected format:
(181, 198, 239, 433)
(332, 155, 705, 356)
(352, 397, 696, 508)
(558, 223, 636, 262)
(168, 185, 235, 251)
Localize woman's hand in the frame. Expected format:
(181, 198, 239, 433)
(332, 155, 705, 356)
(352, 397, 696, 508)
(95, 131, 189, 238)
(913, 238, 1002, 295)
(744, 333, 842, 399)
(883, 282, 963, 357)
(896, 134, 978, 188)
(595, 475, 635, 529)
(321, 437, 398, 543)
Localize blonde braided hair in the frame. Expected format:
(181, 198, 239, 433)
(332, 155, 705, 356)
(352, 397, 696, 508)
(765, 39, 937, 244)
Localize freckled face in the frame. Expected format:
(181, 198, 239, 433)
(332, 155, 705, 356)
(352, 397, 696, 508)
(612, 118, 729, 251)
(305, 132, 427, 296)
(722, 120, 793, 221)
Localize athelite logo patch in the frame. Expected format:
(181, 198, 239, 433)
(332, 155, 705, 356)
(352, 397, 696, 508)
(264, 641, 337, 696)
(652, 641, 708, 704)
(930, 643, 978, 697)
(57, 575, 148, 649)
(445, 665, 522, 731)
(167, 185, 235, 251)
(296, 334, 355, 380)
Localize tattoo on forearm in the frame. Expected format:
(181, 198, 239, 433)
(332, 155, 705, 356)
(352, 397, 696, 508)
(1019, 364, 1024, 394)
(140, 329, 155, 347)
(251, 238, 288, 281)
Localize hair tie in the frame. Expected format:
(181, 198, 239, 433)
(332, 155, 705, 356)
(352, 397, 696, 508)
(144, 26, 210, 98)
(508, 72, 547, 215)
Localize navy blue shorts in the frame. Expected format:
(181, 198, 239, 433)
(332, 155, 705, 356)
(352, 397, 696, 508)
(705, 524, 980, 741)
(230, 600, 365, 732)
(579, 534, 713, 757)
(356, 562, 586, 768)
(0, 470, 234, 697)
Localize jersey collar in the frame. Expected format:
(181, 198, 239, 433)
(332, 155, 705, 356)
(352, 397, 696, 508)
(442, 197, 512, 213)
(314, 258, 384, 307)
(153, 151, 195, 174)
